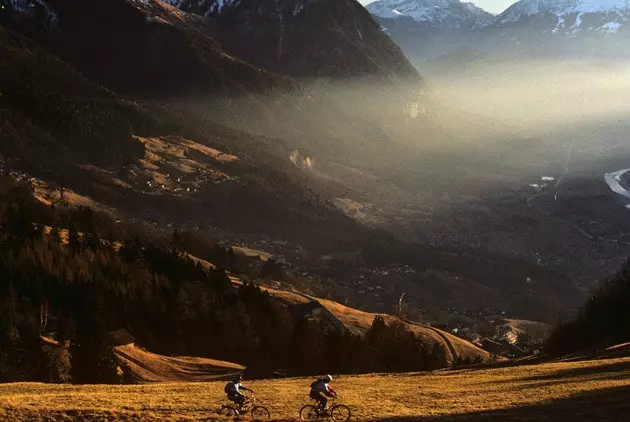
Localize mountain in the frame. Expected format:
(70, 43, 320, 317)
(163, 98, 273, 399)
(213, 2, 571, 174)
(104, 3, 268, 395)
(489, 0, 630, 56)
(367, 0, 494, 61)
(0, 0, 419, 98)
(165, 0, 420, 81)
(367, 0, 494, 30)
(0, 0, 289, 98)
(370, 0, 630, 61)
(497, 0, 630, 31)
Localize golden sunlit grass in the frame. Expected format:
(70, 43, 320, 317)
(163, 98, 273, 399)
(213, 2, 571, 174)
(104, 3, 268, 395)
(231, 246, 273, 262)
(114, 345, 244, 383)
(3, 357, 630, 421)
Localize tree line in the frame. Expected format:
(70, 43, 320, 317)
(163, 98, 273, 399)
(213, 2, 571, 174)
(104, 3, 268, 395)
(545, 259, 630, 357)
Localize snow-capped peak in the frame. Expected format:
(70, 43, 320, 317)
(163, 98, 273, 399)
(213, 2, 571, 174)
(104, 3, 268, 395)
(161, 0, 227, 17)
(367, 0, 494, 29)
(498, 0, 630, 24)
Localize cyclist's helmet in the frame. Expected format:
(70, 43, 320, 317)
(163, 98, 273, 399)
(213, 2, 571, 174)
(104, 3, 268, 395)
(235, 373, 243, 382)
(325, 374, 333, 382)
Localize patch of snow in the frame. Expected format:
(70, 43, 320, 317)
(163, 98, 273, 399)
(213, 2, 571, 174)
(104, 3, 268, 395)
(552, 15, 565, 33)
(600, 21, 622, 32)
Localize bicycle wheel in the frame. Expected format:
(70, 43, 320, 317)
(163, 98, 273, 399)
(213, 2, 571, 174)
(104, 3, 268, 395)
(330, 404, 351, 422)
(218, 404, 238, 416)
(299, 404, 320, 420)
(251, 405, 270, 419)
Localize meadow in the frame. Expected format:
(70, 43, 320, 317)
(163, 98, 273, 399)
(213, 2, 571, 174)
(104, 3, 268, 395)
(2, 357, 630, 421)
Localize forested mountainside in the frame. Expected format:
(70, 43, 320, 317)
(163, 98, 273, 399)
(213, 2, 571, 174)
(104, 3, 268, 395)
(0, 176, 489, 383)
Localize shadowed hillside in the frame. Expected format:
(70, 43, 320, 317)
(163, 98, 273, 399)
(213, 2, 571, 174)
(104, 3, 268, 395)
(1, 0, 289, 98)
(546, 259, 630, 357)
(0, 25, 151, 166)
(213, 0, 420, 81)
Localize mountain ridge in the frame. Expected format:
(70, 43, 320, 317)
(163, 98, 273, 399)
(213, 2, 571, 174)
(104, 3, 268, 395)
(371, 0, 630, 61)
(368, 0, 494, 30)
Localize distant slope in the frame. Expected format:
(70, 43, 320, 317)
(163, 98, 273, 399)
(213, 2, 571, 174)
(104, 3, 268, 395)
(316, 298, 492, 364)
(114, 344, 244, 383)
(247, 281, 492, 365)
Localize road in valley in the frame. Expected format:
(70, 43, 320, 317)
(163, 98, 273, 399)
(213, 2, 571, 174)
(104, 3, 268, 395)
(605, 169, 630, 203)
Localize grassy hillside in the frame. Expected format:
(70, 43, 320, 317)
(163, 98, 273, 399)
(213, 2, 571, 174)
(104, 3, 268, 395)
(316, 298, 491, 364)
(235, 280, 492, 365)
(2, 357, 630, 420)
(113, 344, 244, 383)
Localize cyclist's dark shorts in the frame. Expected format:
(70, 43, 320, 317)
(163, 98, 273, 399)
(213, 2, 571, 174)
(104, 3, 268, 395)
(310, 390, 326, 401)
(228, 393, 245, 404)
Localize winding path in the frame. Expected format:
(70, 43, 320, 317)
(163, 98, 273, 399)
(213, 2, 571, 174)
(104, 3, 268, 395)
(406, 320, 458, 365)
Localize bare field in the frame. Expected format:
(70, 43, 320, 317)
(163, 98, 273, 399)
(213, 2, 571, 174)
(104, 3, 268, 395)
(2, 357, 630, 421)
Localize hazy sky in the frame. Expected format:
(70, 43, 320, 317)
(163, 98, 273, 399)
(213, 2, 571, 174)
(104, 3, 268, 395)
(469, 0, 518, 14)
(360, 0, 518, 15)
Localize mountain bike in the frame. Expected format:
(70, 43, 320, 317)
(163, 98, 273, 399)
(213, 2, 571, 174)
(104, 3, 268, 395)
(299, 397, 351, 421)
(217, 394, 270, 419)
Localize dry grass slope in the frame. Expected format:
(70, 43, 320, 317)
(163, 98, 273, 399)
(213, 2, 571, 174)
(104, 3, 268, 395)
(316, 299, 492, 365)
(2, 357, 630, 421)
(229, 281, 492, 365)
(113, 345, 244, 383)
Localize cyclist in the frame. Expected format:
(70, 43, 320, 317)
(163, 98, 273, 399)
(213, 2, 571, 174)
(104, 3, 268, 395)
(224, 373, 253, 407)
(309, 374, 336, 413)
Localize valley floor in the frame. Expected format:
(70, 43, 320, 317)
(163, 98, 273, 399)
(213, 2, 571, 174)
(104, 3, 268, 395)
(2, 358, 630, 421)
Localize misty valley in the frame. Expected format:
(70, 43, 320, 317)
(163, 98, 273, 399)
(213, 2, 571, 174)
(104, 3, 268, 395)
(1, 0, 630, 420)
